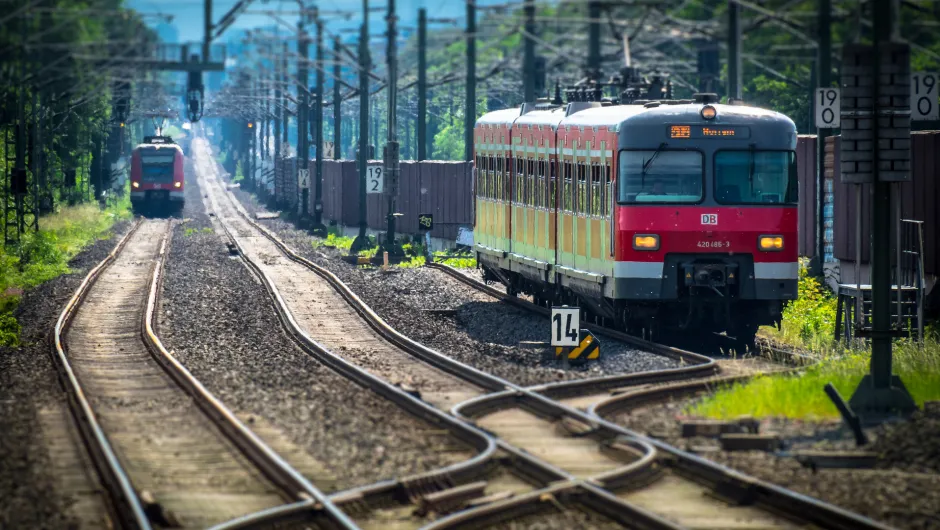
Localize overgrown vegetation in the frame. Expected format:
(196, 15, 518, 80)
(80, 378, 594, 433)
(690, 338, 940, 419)
(759, 259, 838, 352)
(691, 263, 939, 419)
(0, 194, 132, 347)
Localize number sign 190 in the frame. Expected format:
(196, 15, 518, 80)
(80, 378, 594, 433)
(551, 307, 580, 347)
(366, 165, 384, 194)
(815, 88, 840, 129)
(911, 73, 939, 121)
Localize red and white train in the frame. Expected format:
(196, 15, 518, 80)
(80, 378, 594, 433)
(473, 94, 799, 344)
(130, 136, 185, 210)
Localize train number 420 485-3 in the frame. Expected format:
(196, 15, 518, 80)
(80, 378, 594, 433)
(697, 241, 730, 249)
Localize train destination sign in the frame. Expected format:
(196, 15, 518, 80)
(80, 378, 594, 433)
(668, 125, 751, 139)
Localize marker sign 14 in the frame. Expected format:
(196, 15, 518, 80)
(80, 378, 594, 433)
(551, 306, 580, 347)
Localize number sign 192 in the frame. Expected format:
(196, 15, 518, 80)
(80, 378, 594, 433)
(911, 73, 939, 121)
(551, 307, 580, 347)
(815, 88, 840, 129)
(366, 165, 384, 194)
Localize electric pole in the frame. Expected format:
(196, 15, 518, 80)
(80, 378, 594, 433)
(587, 0, 600, 82)
(298, 11, 310, 220)
(274, 44, 282, 166)
(333, 36, 342, 160)
(464, 0, 475, 161)
(727, 0, 741, 100)
(281, 43, 288, 158)
(313, 9, 326, 231)
(417, 8, 427, 161)
(524, 0, 536, 101)
(816, 0, 831, 268)
(351, 0, 372, 252)
(383, 0, 403, 256)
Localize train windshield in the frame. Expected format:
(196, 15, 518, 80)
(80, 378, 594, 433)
(619, 150, 703, 204)
(141, 153, 175, 165)
(714, 151, 798, 205)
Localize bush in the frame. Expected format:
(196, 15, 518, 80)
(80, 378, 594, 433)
(762, 260, 837, 350)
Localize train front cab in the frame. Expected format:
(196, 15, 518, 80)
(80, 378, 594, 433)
(612, 103, 800, 342)
(473, 109, 519, 276)
(130, 140, 184, 210)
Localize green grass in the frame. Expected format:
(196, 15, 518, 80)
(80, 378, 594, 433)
(758, 258, 838, 352)
(689, 338, 940, 420)
(0, 192, 132, 347)
(690, 260, 940, 420)
(184, 227, 214, 237)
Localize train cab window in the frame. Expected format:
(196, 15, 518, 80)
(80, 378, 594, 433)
(619, 150, 703, 204)
(714, 151, 798, 205)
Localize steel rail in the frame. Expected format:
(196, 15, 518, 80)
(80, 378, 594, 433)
(427, 268, 892, 530)
(426, 262, 721, 400)
(143, 222, 357, 529)
(207, 149, 891, 529)
(51, 219, 150, 530)
(202, 162, 675, 528)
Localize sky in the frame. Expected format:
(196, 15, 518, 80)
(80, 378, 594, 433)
(128, 0, 471, 44)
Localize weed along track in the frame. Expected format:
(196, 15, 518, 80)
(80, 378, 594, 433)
(53, 217, 354, 529)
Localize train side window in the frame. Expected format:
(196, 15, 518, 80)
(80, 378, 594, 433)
(563, 159, 573, 212)
(603, 164, 612, 215)
(591, 164, 601, 216)
(495, 155, 502, 201)
(488, 156, 495, 199)
(550, 158, 557, 209)
(577, 162, 587, 214)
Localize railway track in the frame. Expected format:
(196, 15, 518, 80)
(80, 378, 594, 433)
(52, 218, 354, 529)
(195, 136, 891, 530)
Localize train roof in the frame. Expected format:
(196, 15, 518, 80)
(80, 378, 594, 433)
(477, 102, 795, 133)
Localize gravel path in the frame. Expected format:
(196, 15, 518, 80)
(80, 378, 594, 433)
(158, 157, 471, 492)
(227, 187, 677, 387)
(611, 398, 940, 529)
(0, 219, 130, 528)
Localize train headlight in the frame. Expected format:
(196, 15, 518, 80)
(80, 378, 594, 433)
(174, 182, 182, 188)
(758, 235, 784, 251)
(701, 105, 717, 120)
(132, 181, 139, 188)
(633, 234, 660, 251)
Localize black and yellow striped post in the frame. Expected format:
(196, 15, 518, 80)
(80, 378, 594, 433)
(555, 329, 600, 366)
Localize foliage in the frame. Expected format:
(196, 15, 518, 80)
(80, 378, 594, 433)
(0, 196, 131, 347)
(761, 261, 838, 351)
(233, 161, 245, 183)
(689, 338, 940, 419)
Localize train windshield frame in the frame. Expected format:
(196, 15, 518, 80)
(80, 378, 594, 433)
(618, 149, 704, 205)
(713, 150, 798, 205)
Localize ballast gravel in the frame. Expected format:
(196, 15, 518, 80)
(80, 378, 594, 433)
(0, 219, 131, 529)
(612, 397, 940, 530)
(228, 188, 677, 387)
(158, 162, 469, 492)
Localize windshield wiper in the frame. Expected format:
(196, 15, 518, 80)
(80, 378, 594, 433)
(641, 142, 668, 186)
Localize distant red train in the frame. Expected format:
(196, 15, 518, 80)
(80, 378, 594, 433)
(473, 94, 799, 345)
(130, 136, 184, 209)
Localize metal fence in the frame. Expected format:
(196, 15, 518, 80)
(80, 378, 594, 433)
(274, 159, 474, 241)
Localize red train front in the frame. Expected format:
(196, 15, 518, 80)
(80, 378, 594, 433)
(473, 94, 799, 345)
(130, 136, 185, 210)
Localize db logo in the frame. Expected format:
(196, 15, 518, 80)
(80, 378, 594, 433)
(701, 213, 718, 225)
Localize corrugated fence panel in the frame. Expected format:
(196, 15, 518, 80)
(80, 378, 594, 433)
(796, 135, 817, 258)
(832, 131, 939, 275)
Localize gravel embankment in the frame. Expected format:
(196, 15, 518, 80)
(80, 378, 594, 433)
(613, 398, 940, 529)
(228, 187, 677, 387)
(159, 161, 471, 492)
(1, 219, 131, 528)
